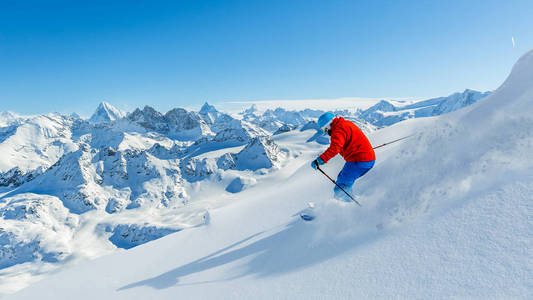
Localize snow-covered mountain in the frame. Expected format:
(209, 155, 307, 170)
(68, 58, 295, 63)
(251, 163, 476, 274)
(0, 79, 500, 295)
(89, 102, 126, 123)
(358, 89, 490, 127)
(0, 114, 80, 187)
(7, 48, 533, 299)
(198, 102, 236, 132)
(232, 137, 284, 171)
(241, 106, 325, 133)
(126, 106, 215, 141)
(0, 103, 289, 293)
(0, 111, 26, 127)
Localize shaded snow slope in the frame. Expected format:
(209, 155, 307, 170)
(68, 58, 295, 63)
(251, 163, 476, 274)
(8, 50, 533, 299)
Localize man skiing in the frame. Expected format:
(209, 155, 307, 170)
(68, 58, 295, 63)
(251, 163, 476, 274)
(311, 112, 375, 202)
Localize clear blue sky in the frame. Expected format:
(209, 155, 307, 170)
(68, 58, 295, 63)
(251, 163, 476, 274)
(1, 0, 532, 116)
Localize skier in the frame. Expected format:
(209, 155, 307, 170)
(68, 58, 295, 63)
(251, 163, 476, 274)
(311, 112, 375, 202)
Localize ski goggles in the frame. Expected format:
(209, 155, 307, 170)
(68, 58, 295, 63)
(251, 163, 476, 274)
(322, 122, 332, 133)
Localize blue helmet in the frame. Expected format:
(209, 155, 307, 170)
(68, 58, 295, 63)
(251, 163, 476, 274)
(317, 112, 335, 129)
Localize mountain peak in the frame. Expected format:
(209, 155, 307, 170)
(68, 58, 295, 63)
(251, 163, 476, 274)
(243, 104, 259, 115)
(99, 101, 110, 109)
(200, 102, 217, 114)
(89, 102, 126, 123)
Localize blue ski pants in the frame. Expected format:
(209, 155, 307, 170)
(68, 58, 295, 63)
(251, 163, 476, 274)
(334, 160, 375, 202)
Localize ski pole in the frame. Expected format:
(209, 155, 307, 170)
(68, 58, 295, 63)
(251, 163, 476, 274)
(316, 165, 362, 206)
(372, 134, 414, 150)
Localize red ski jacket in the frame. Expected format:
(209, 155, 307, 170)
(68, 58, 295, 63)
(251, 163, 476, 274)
(319, 117, 375, 163)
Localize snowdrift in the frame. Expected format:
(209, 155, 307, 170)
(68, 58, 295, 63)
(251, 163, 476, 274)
(8, 50, 533, 299)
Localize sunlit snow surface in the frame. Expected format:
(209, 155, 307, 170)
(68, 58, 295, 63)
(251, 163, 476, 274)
(3, 49, 533, 298)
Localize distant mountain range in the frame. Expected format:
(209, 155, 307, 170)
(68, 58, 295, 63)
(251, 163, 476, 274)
(358, 89, 491, 127)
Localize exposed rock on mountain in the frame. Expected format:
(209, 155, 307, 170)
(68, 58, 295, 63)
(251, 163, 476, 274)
(216, 153, 236, 170)
(181, 157, 217, 181)
(128, 106, 213, 141)
(128, 106, 169, 132)
(165, 108, 214, 140)
(233, 137, 284, 171)
(0, 167, 43, 188)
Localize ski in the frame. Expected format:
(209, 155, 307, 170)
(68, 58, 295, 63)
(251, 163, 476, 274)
(299, 202, 316, 221)
(300, 213, 315, 221)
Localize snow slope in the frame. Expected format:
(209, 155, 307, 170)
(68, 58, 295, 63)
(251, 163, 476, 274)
(8, 50, 533, 299)
(0, 114, 78, 174)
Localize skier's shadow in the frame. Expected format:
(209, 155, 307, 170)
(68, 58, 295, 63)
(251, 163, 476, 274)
(118, 218, 380, 291)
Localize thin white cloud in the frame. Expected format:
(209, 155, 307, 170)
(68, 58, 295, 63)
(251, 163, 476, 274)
(215, 97, 414, 113)
(512, 36, 515, 48)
